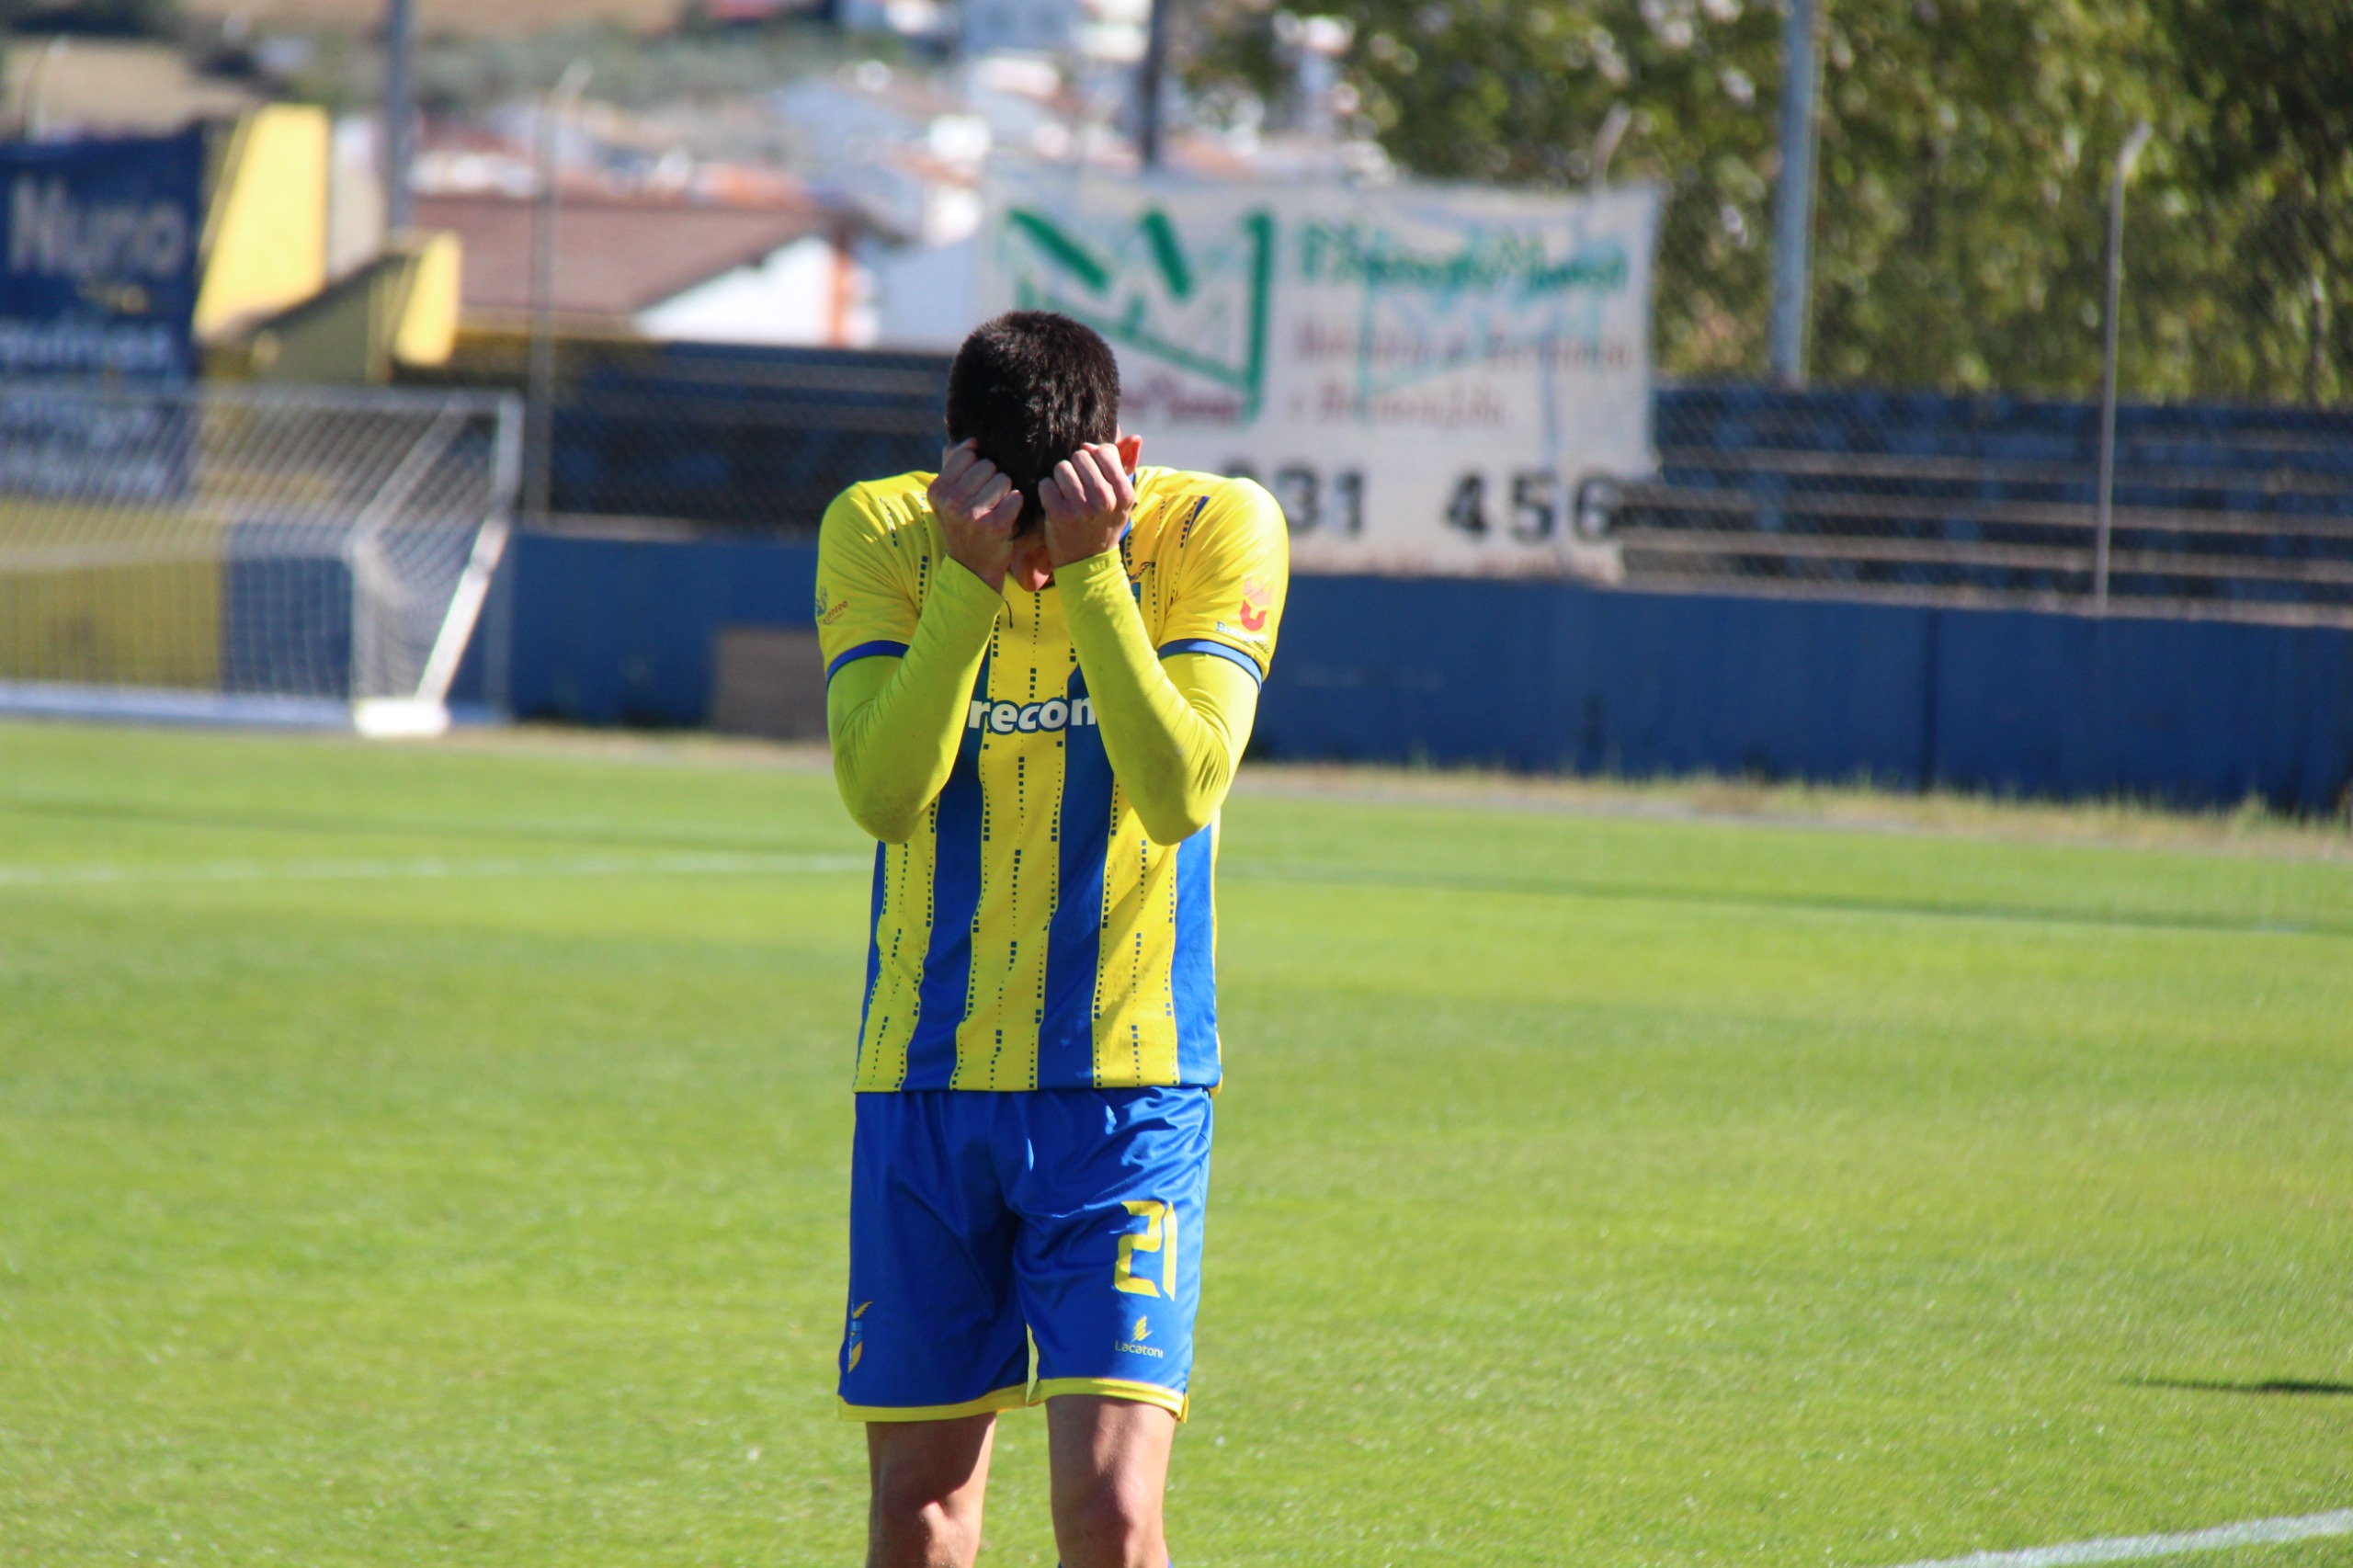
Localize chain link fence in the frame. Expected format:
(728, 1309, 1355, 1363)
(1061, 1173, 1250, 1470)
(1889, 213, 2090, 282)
(404, 336, 946, 534)
(408, 317, 2352, 629)
(1647, 134, 2348, 410)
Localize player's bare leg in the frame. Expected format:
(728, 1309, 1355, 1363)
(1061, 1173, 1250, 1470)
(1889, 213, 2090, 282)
(1046, 1395, 1177, 1568)
(867, 1413, 998, 1568)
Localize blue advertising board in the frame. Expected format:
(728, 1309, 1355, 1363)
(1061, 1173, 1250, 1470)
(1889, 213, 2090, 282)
(0, 130, 205, 499)
(0, 128, 203, 381)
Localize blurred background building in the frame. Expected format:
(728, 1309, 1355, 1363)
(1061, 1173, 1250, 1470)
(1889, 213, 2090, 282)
(0, 0, 1404, 364)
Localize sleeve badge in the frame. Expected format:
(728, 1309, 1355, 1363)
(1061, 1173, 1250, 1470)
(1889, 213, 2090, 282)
(1237, 576, 1273, 633)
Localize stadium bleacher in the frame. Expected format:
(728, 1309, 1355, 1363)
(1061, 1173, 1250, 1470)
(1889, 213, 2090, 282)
(1623, 385, 2353, 620)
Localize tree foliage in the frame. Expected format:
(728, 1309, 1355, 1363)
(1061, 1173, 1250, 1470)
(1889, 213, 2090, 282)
(1188, 0, 2349, 403)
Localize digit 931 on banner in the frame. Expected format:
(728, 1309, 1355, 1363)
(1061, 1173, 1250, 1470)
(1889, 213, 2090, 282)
(980, 169, 1659, 578)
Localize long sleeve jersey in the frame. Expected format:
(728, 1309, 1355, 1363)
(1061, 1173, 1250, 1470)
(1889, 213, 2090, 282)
(816, 466, 1289, 1092)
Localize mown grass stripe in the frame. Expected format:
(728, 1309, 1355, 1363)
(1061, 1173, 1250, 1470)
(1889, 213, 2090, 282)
(1227, 860, 2347, 938)
(0, 852, 869, 888)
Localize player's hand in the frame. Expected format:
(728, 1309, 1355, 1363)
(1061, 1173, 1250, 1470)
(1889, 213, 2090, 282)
(928, 440, 1023, 592)
(1041, 439, 1140, 571)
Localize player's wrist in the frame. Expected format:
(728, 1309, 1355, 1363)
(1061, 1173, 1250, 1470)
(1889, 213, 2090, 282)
(941, 541, 1006, 593)
(933, 551, 1008, 609)
(1048, 535, 1124, 576)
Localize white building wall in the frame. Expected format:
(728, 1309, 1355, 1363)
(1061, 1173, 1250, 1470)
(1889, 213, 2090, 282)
(961, 0, 1080, 57)
(865, 235, 979, 350)
(327, 116, 386, 279)
(634, 235, 878, 347)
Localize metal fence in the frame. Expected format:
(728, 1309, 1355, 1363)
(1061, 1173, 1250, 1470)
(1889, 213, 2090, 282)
(405, 337, 946, 533)
(406, 332, 2353, 628)
(1648, 142, 2348, 413)
(1534, 0, 2353, 635)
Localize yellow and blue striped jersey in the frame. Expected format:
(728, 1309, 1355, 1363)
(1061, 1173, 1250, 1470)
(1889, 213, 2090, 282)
(815, 466, 1288, 1092)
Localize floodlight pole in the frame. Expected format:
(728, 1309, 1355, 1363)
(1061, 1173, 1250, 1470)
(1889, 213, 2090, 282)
(1588, 101, 1631, 189)
(25, 37, 68, 139)
(525, 61, 591, 528)
(2093, 119, 2154, 614)
(383, 0, 416, 231)
(1768, 0, 1817, 387)
(1137, 0, 1172, 168)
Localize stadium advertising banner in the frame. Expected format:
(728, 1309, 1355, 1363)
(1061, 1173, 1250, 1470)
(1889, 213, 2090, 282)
(0, 131, 204, 501)
(1, 130, 203, 382)
(979, 168, 1660, 575)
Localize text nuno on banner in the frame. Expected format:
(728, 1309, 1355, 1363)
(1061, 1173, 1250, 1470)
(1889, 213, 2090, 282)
(1, 130, 203, 384)
(1, 131, 206, 503)
(980, 169, 1660, 576)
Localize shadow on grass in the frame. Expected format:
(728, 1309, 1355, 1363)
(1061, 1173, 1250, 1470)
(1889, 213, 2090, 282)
(2131, 1377, 2353, 1397)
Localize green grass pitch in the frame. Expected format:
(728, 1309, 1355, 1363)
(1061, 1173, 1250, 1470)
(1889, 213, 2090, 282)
(1, 719, 2347, 1567)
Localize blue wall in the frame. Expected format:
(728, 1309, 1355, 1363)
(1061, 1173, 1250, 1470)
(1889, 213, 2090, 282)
(490, 531, 818, 727)
(461, 531, 2353, 813)
(1256, 577, 2353, 810)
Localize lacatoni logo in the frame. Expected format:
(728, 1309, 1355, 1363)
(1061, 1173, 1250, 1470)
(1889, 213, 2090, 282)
(967, 696, 1097, 735)
(8, 176, 191, 282)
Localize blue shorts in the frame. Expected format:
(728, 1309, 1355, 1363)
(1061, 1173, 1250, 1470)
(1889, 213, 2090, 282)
(838, 1085, 1212, 1423)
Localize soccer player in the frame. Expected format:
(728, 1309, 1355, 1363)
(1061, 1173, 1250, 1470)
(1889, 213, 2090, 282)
(814, 311, 1288, 1568)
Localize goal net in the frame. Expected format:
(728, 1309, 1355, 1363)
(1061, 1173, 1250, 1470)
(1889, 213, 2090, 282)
(0, 381, 520, 735)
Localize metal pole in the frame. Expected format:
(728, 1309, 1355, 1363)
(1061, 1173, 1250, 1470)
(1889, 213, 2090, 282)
(2306, 272, 2327, 406)
(484, 393, 523, 716)
(525, 62, 591, 528)
(1137, 0, 1172, 169)
(1768, 0, 1816, 387)
(1588, 101, 1632, 190)
(27, 37, 70, 139)
(2094, 120, 2153, 613)
(383, 0, 416, 231)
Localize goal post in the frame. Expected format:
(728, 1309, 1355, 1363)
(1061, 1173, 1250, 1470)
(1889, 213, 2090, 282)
(0, 381, 522, 735)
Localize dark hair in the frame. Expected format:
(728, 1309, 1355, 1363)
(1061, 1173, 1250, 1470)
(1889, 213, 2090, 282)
(945, 311, 1121, 535)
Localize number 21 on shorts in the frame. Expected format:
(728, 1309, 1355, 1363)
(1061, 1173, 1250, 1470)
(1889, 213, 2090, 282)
(1114, 1199, 1177, 1298)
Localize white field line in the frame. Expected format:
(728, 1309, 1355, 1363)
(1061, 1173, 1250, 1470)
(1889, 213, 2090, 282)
(0, 851, 869, 890)
(1885, 1508, 2353, 1568)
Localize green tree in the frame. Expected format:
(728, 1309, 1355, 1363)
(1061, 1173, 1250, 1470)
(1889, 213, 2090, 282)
(1802, 0, 2165, 392)
(2144, 0, 2353, 403)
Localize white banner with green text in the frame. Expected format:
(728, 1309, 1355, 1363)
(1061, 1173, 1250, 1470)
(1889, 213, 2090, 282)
(979, 169, 1660, 576)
